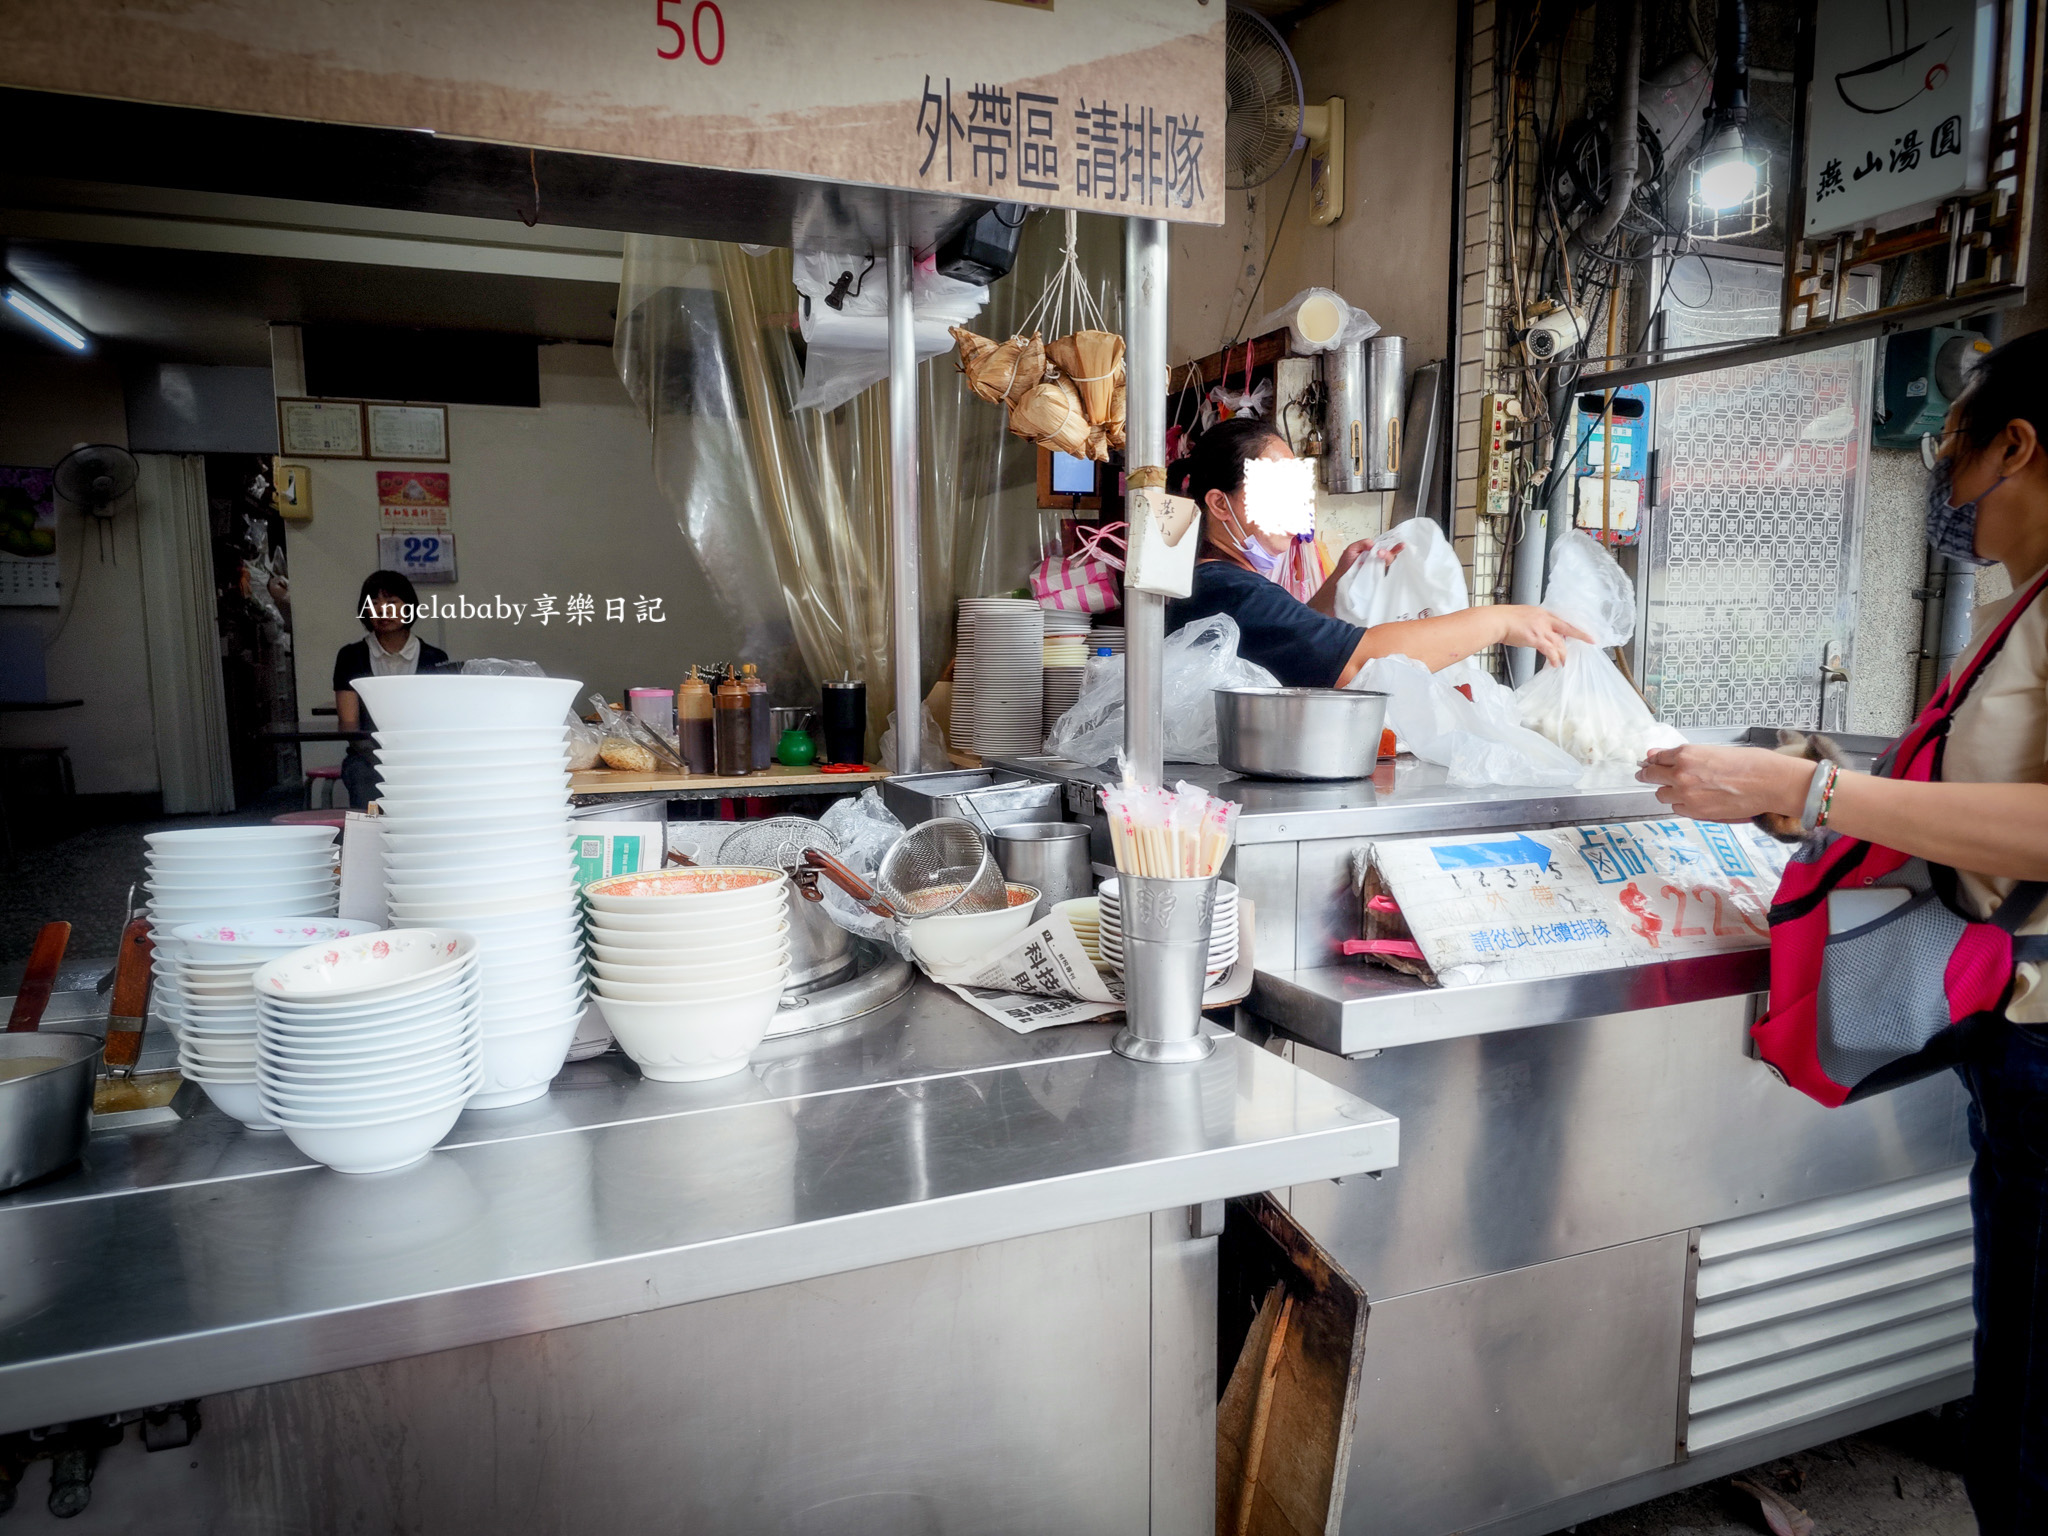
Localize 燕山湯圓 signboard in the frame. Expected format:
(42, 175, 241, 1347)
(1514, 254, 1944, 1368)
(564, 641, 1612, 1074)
(0, 0, 1226, 224)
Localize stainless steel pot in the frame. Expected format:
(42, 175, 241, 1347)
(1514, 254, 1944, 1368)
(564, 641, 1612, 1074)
(1, 1031, 99, 1192)
(1214, 687, 1389, 781)
(786, 872, 855, 991)
(991, 823, 1094, 917)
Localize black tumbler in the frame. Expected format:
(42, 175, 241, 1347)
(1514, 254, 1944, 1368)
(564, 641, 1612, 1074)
(821, 677, 866, 765)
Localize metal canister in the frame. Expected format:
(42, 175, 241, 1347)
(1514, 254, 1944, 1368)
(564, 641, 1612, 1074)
(1364, 334, 1406, 492)
(1111, 873, 1219, 1065)
(991, 822, 1093, 917)
(1323, 339, 1368, 493)
(821, 675, 866, 766)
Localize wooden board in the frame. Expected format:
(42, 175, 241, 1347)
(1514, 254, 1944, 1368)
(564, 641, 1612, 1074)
(570, 763, 886, 796)
(1217, 1192, 1370, 1536)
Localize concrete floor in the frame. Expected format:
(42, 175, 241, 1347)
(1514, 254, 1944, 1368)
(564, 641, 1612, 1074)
(1559, 1413, 1975, 1536)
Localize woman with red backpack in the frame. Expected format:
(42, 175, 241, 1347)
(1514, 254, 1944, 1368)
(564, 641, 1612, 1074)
(1639, 328, 2048, 1535)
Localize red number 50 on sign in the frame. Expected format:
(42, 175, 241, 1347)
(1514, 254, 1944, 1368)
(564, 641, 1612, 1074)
(657, 0, 725, 63)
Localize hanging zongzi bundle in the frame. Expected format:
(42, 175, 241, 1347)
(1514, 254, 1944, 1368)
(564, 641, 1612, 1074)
(1009, 376, 1092, 458)
(1046, 330, 1125, 425)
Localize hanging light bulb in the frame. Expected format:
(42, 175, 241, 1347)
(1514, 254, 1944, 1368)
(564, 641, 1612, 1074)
(1695, 124, 1759, 211)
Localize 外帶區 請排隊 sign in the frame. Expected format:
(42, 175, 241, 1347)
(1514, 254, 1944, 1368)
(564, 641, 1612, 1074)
(0, 0, 1226, 225)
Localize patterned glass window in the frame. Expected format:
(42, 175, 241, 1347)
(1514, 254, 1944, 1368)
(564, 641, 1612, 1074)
(1644, 255, 1874, 731)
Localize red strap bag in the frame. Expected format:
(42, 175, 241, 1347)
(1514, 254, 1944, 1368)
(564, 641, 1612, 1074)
(1755, 567, 2048, 1104)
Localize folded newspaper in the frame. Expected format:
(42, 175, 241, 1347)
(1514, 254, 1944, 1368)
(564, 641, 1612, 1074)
(921, 905, 1255, 1033)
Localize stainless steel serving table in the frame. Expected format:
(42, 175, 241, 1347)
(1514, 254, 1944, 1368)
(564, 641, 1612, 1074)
(0, 978, 1396, 1536)
(997, 750, 1975, 1536)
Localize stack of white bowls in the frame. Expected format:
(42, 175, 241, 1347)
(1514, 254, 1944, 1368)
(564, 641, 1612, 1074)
(171, 918, 382, 1130)
(959, 596, 1045, 758)
(353, 674, 586, 1109)
(253, 929, 482, 1174)
(585, 869, 791, 1081)
(1089, 624, 1126, 656)
(1099, 877, 1240, 982)
(144, 826, 341, 1039)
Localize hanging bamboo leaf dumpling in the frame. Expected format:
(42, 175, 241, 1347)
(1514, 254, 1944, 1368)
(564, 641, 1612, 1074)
(974, 331, 1048, 407)
(949, 327, 1003, 402)
(1046, 330, 1125, 426)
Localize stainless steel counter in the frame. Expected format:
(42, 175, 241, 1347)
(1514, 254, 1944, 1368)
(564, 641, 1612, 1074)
(0, 981, 1397, 1437)
(995, 752, 1671, 844)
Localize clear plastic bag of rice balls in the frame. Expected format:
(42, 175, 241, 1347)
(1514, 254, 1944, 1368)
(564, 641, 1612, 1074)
(1516, 532, 1683, 769)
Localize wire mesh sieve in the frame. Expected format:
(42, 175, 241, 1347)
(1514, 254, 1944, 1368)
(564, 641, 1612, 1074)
(875, 817, 1008, 918)
(713, 816, 840, 870)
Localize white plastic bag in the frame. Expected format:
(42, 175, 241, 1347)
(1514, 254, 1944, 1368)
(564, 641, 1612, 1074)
(1247, 286, 1381, 354)
(818, 789, 913, 957)
(1334, 517, 1471, 627)
(1045, 615, 1279, 766)
(1516, 532, 1683, 767)
(793, 250, 989, 412)
(1352, 654, 1581, 788)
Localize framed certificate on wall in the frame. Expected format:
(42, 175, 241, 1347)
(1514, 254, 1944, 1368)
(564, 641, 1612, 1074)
(276, 398, 365, 458)
(366, 403, 449, 462)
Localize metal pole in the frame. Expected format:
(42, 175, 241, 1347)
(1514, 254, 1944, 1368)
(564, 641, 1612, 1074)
(1123, 218, 1169, 785)
(886, 200, 922, 772)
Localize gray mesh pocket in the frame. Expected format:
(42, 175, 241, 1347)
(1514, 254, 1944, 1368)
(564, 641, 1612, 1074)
(1816, 887, 1963, 1087)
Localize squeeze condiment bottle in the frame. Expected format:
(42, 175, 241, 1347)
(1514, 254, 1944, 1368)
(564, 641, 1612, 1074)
(742, 664, 772, 772)
(677, 667, 714, 774)
(713, 673, 752, 778)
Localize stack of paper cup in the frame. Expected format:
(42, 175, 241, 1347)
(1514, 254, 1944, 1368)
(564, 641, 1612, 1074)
(353, 673, 586, 1109)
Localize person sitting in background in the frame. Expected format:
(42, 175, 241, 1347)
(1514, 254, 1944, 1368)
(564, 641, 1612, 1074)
(333, 569, 448, 809)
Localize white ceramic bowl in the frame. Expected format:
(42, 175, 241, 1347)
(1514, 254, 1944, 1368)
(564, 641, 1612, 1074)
(467, 1016, 581, 1109)
(255, 930, 475, 1001)
(180, 1039, 258, 1067)
(145, 826, 337, 851)
(254, 968, 478, 1017)
(385, 893, 572, 922)
(277, 1101, 470, 1174)
(175, 918, 380, 961)
(147, 856, 336, 881)
(192, 1076, 280, 1131)
(474, 943, 586, 981)
(375, 725, 571, 749)
(374, 746, 570, 771)
(903, 885, 1040, 971)
(386, 872, 575, 904)
(585, 909, 790, 946)
(372, 777, 573, 804)
(352, 673, 582, 733)
(583, 868, 787, 915)
(478, 970, 586, 1008)
(148, 871, 336, 895)
(150, 897, 338, 922)
(590, 947, 790, 986)
(594, 986, 783, 1082)
(370, 770, 573, 794)
(260, 1044, 478, 1090)
(594, 968, 789, 1004)
(383, 845, 576, 876)
(379, 820, 574, 852)
(261, 1018, 476, 1061)
(588, 922, 791, 960)
(374, 796, 570, 824)
(260, 1066, 479, 1117)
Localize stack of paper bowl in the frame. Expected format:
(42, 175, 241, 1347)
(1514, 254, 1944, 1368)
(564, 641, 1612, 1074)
(585, 869, 791, 1082)
(144, 826, 341, 1039)
(1099, 878, 1239, 981)
(171, 918, 383, 1131)
(960, 596, 1046, 757)
(253, 929, 481, 1174)
(353, 673, 585, 1109)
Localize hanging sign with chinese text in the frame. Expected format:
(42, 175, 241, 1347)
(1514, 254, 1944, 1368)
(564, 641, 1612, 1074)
(0, 0, 1225, 225)
(1803, 0, 1995, 237)
(377, 471, 450, 531)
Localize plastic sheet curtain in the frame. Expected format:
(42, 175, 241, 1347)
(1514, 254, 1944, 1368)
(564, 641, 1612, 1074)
(613, 215, 1120, 751)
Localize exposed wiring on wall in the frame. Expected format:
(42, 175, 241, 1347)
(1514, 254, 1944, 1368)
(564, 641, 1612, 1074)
(1226, 153, 1307, 349)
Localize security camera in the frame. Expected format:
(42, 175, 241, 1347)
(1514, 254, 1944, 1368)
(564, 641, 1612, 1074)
(1522, 300, 1587, 364)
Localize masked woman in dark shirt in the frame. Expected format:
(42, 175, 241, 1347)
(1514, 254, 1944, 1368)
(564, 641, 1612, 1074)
(1165, 417, 1585, 685)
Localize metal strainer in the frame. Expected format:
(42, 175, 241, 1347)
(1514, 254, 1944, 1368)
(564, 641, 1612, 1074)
(712, 816, 840, 871)
(875, 817, 1008, 919)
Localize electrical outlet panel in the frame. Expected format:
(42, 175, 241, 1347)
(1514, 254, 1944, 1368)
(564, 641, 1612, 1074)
(1476, 393, 1519, 518)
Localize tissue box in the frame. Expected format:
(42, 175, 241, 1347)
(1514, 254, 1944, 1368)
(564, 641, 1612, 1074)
(1123, 486, 1201, 597)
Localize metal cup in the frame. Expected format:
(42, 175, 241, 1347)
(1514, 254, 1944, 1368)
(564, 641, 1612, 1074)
(991, 823, 1093, 919)
(1111, 873, 1218, 1065)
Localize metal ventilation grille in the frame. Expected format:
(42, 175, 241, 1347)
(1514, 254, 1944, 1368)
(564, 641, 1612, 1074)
(1684, 1168, 1974, 1454)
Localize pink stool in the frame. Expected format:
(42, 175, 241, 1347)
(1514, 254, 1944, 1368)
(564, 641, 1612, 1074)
(271, 809, 347, 829)
(305, 765, 343, 809)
